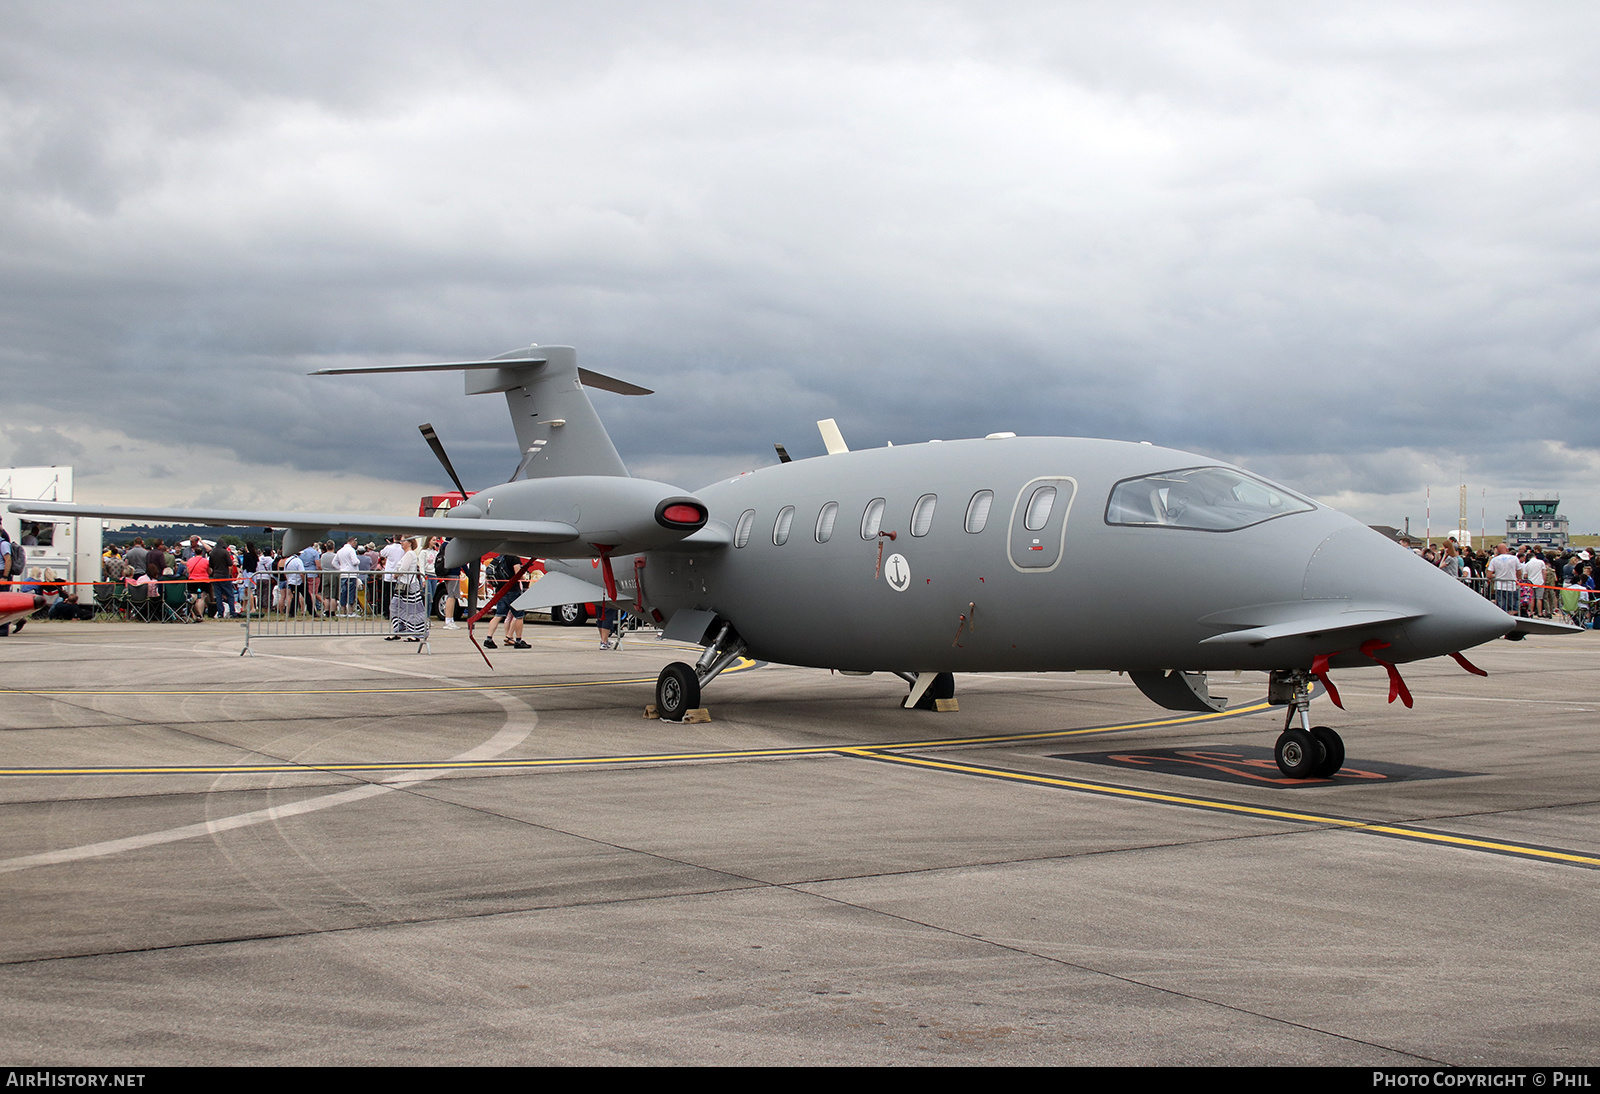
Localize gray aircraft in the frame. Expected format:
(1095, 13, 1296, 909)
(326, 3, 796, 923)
(13, 345, 1560, 779)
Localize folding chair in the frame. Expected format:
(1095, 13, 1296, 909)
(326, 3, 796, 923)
(160, 580, 192, 623)
(126, 583, 154, 621)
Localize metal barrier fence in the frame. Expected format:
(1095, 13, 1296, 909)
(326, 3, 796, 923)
(239, 568, 436, 655)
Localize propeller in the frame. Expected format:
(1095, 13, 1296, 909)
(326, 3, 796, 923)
(774, 443, 793, 464)
(418, 423, 470, 498)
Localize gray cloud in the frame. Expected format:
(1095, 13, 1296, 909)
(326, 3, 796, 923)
(2, 2, 1598, 528)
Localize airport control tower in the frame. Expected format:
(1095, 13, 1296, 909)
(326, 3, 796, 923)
(1504, 495, 1569, 550)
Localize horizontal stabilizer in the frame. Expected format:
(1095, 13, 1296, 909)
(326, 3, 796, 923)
(513, 572, 612, 611)
(1199, 607, 1418, 646)
(311, 358, 653, 395)
(8, 502, 577, 546)
(576, 368, 652, 396)
(311, 359, 545, 376)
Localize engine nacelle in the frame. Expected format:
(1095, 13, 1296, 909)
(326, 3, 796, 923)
(441, 476, 707, 563)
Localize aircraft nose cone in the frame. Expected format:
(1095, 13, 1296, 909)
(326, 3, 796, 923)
(1305, 526, 1512, 658)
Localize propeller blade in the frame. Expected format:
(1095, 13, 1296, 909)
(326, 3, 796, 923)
(774, 443, 792, 464)
(418, 423, 470, 498)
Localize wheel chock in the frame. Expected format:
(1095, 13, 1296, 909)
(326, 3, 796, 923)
(933, 698, 959, 712)
(644, 704, 711, 723)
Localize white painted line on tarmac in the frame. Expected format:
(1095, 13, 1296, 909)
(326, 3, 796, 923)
(0, 721, 533, 875)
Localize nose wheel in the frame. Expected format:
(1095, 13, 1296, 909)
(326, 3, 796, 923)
(1274, 725, 1344, 779)
(1309, 725, 1344, 777)
(1269, 669, 1344, 779)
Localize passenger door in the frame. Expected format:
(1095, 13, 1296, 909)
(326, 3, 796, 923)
(1008, 477, 1077, 572)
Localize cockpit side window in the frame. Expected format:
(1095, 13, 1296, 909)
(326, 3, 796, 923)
(1105, 467, 1314, 532)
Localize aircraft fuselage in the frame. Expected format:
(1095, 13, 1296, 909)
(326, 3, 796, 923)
(640, 437, 1511, 674)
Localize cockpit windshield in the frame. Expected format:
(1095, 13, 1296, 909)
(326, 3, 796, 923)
(1105, 466, 1315, 532)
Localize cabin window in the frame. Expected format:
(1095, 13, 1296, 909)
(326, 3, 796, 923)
(1104, 467, 1315, 532)
(910, 494, 937, 537)
(815, 501, 838, 543)
(734, 509, 756, 548)
(965, 490, 993, 533)
(860, 498, 886, 539)
(773, 506, 796, 546)
(1023, 486, 1057, 531)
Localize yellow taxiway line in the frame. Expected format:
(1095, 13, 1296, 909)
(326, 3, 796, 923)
(0, 697, 1261, 778)
(843, 750, 1600, 870)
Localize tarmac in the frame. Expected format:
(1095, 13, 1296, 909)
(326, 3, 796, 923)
(0, 618, 1596, 1066)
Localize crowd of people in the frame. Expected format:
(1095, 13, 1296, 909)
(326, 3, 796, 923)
(2, 524, 640, 646)
(1417, 538, 1594, 623)
(89, 533, 467, 633)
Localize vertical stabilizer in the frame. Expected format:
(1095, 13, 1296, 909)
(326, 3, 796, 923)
(467, 347, 631, 479)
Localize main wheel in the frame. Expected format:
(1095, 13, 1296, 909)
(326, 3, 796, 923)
(656, 662, 700, 721)
(558, 603, 588, 626)
(912, 672, 956, 710)
(1309, 726, 1345, 778)
(1274, 727, 1324, 779)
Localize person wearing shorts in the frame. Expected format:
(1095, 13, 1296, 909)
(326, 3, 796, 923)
(597, 603, 620, 649)
(481, 555, 529, 649)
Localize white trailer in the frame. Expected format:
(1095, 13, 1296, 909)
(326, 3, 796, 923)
(1, 466, 102, 589)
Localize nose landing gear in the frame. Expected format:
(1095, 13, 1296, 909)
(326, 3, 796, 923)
(1269, 669, 1345, 779)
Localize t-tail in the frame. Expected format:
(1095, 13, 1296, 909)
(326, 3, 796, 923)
(312, 345, 650, 479)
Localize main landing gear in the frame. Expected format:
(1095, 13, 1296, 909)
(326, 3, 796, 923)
(1268, 669, 1345, 779)
(654, 620, 748, 721)
(894, 671, 955, 710)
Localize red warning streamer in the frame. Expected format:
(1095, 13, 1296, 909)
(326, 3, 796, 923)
(1309, 652, 1344, 710)
(1360, 639, 1413, 708)
(596, 545, 619, 602)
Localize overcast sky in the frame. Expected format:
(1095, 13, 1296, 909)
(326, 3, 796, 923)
(3, 1, 1598, 534)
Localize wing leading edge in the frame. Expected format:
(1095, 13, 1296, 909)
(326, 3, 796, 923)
(7, 501, 578, 546)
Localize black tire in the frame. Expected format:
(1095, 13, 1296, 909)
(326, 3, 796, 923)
(912, 672, 956, 710)
(1310, 726, 1345, 778)
(558, 603, 588, 626)
(656, 662, 700, 721)
(1274, 728, 1324, 779)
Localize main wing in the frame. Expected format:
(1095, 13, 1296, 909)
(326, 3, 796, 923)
(7, 501, 578, 546)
